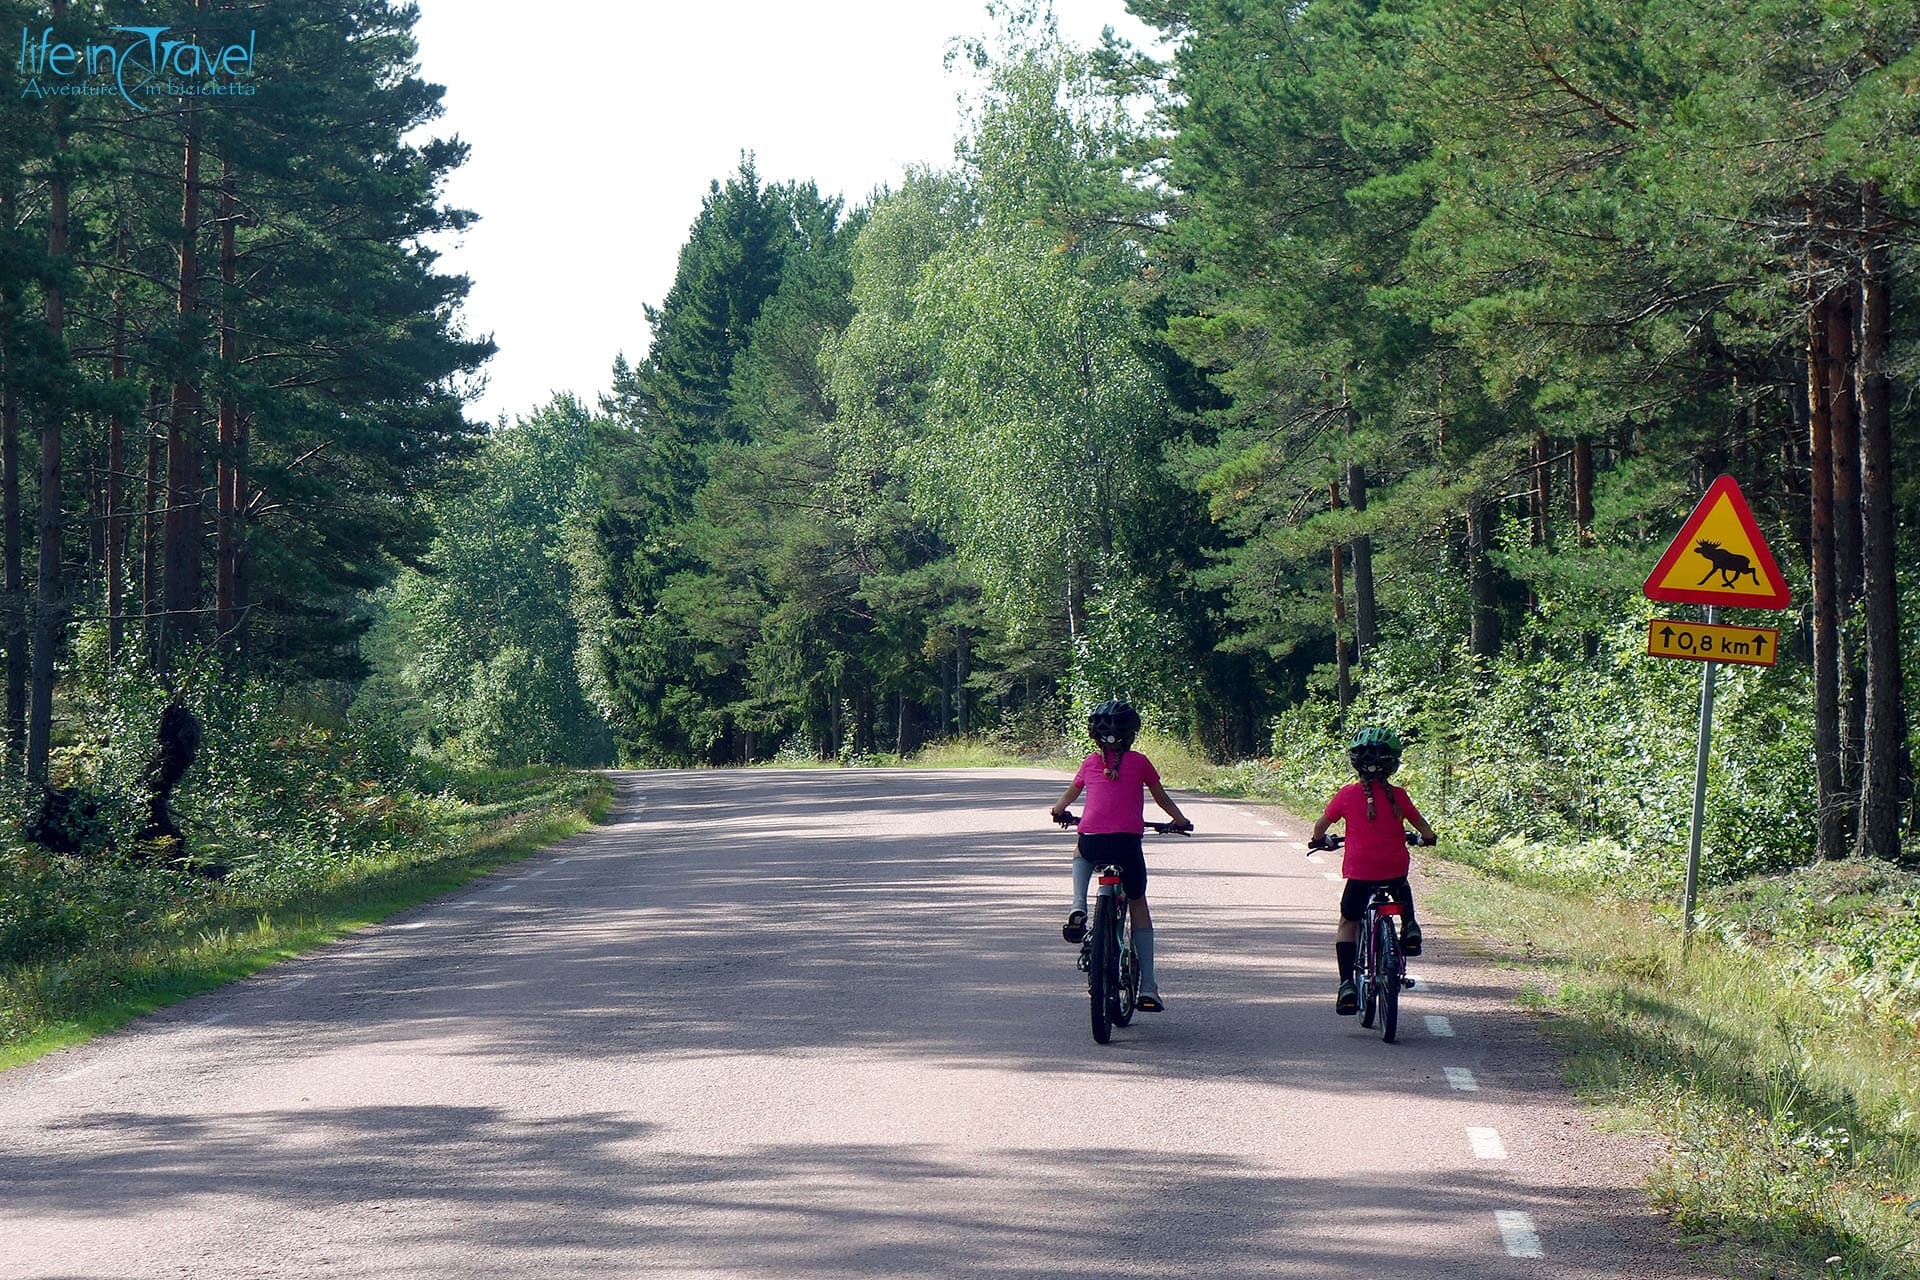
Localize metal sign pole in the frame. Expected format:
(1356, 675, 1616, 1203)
(1682, 604, 1718, 950)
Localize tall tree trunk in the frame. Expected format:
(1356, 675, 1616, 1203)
(955, 624, 970, 736)
(1854, 185, 1906, 862)
(1467, 499, 1502, 660)
(1331, 481, 1351, 710)
(0, 179, 23, 764)
(1572, 435, 1594, 540)
(0, 336, 21, 766)
(106, 228, 129, 666)
(161, 107, 204, 668)
(1808, 292, 1846, 861)
(28, 7, 70, 785)
(216, 161, 240, 651)
(1531, 432, 1552, 550)
(1826, 280, 1865, 811)
(1342, 390, 1375, 665)
(141, 387, 161, 663)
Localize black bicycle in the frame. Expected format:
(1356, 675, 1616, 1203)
(1055, 813, 1190, 1044)
(1315, 831, 1425, 1044)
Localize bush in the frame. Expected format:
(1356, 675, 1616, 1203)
(1265, 617, 1816, 894)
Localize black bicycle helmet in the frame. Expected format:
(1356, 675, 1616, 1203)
(1087, 699, 1141, 751)
(1346, 724, 1403, 781)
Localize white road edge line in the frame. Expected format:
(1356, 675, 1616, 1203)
(1426, 1014, 1454, 1037)
(1322, 872, 1341, 881)
(1443, 1066, 1478, 1091)
(1494, 1210, 1544, 1258)
(1468, 1127, 1507, 1159)
(395, 921, 429, 930)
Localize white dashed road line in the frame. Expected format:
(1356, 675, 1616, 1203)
(1306, 852, 1325, 864)
(1425, 1014, 1454, 1037)
(1494, 1210, 1544, 1258)
(1467, 1127, 1507, 1159)
(1443, 1066, 1478, 1092)
(1322, 872, 1341, 881)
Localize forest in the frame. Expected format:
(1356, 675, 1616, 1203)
(375, 0, 1916, 876)
(0, 1, 1912, 870)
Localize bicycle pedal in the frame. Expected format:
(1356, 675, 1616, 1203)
(1402, 976, 1416, 989)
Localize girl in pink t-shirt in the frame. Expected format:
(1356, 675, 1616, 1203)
(1307, 726, 1438, 1016)
(1048, 700, 1191, 1010)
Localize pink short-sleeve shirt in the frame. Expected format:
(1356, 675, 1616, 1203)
(1323, 780, 1425, 880)
(1075, 751, 1161, 835)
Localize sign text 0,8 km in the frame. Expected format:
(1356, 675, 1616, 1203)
(1646, 619, 1780, 667)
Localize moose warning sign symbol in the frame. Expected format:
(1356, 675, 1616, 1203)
(1643, 475, 1790, 609)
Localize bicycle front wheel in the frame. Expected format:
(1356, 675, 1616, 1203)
(1089, 895, 1118, 1044)
(1377, 924, 1402, 1044)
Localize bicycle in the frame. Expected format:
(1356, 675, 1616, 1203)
(1313, 831, 1425, 1044)
(1055, 813, 1190, 1044)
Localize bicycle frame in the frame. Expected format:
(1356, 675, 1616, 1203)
(1357, 887, 1409, 1043)
(1054, 812, 1184, 1045)
(1085, 865, 1138, 1043)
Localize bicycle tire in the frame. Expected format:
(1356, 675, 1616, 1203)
(1113, 928, 1138, 1027)
(1359, 916, 1379, 1028)
(1378, 923, 1402, 1044)
(1089, 894, 1117, 1044)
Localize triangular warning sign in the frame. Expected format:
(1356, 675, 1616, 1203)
(1643, 475, 1790, 609)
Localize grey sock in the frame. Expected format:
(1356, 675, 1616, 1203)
(1135, 927, 1157, 989)
(1071, 857, 1092, 915)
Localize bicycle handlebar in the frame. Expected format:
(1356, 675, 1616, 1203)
(1051, 812, 1193, 836)
(1307, 829, 1434, 854)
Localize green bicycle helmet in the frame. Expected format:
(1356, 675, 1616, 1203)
(1347, 725, 1403, 781)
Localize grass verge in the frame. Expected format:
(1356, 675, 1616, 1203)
(1426, 862, 1920, 1279)
(0, 766, 609, 1070)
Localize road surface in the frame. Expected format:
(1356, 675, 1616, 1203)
(0, 768, 1705, 1278)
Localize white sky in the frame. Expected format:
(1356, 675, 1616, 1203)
(407, 0, 1159, 425)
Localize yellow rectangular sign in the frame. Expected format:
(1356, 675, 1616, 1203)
(1647, 619, 1780, 667)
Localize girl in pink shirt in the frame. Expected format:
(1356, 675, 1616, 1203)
(1048, 700, 1191, 1010)
(1308, 725, 1438, 1015)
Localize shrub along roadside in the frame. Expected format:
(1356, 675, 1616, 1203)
(0, 765, 610, 1069)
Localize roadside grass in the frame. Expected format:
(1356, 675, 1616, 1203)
(1427, 863, 1920, 1279)
(0, 766, 609, 1070)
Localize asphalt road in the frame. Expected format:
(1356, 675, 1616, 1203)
(0, 768, 1708, 1279)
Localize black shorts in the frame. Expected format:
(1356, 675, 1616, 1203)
(1340, 876, 1414, 923)
(1077, 832, 1147, 899)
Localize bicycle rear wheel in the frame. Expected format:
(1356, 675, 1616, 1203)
(1089, 895, 1117, 1044)
(1377, 924, 1402, 1043)
(1113, 923, 1138, 1027)
(1359, 917, 1379, 1028)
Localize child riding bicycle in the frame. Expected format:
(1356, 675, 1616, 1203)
(1308, 725, 1437, 1016)
(1049, 699, 1192, 1011)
